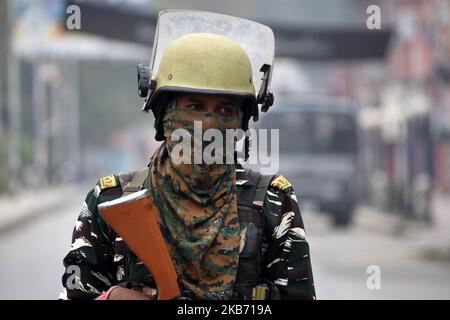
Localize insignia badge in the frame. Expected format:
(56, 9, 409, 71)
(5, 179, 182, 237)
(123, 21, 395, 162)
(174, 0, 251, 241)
(252, 285, 269, 300)
(270, 175, 292, 191)
(99, 175, 118, 190)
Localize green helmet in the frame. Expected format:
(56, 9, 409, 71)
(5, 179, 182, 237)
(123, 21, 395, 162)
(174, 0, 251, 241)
(156, 33, 256, 97)
(139, 33, 260, 141)
(137, 10, 275, 141)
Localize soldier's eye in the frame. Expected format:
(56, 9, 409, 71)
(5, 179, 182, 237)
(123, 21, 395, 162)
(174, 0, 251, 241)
(186, 104, 202, 111)
(216, 105, 237, 116)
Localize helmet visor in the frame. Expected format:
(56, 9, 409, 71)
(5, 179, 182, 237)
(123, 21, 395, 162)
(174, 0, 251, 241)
(149, 9, 275, 97)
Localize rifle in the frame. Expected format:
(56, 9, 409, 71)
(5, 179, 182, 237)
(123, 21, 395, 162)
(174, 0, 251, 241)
(98, 189, 181, 300)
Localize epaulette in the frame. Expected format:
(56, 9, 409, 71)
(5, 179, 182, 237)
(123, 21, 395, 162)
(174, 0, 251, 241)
(270, 175, 292, 191)
(94, 174, 121, 197)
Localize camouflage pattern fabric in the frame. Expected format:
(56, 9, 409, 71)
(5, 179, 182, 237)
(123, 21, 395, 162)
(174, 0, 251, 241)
(148, 145, 239, 299)
(259, 174, 315, 299)
(59, 165, 316, 300)
(148, 108, 242, 299)
(162, 107, 241, 193)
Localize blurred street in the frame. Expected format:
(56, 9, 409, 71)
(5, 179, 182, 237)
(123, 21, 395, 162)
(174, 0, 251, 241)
(1, 193, 450, 300)
(306, 205, 450, 299)
(0, 188, 85, 300)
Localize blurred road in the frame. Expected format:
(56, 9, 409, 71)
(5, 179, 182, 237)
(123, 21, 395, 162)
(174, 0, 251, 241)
(1, 198, 450, 300)
(304, 210, 450, 299)
(0, 190, 85, 300)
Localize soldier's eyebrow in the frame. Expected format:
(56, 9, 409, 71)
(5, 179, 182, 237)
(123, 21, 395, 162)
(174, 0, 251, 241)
(184, 98, 204, 104)
(217, 98, 239, 108)
(218, 99, 236, 105)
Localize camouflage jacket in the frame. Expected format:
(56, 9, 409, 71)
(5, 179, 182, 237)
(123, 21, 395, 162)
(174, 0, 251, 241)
(59, 165, 316, 300)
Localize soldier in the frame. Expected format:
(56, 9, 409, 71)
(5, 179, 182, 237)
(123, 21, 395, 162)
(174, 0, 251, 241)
(59, 11, 315, 300)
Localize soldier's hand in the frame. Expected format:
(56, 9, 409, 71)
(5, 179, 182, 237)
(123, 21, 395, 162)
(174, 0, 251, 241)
(107, 287, 153, 300)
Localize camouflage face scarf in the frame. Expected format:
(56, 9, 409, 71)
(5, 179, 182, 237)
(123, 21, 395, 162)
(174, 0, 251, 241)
(148, 107, 241, 299)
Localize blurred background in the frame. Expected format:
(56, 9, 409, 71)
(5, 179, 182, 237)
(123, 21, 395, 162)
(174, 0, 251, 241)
(1, 0, 450, 299)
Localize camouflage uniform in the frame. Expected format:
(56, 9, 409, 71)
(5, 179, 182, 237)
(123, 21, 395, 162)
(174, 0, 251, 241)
(59, 164, 316, 300)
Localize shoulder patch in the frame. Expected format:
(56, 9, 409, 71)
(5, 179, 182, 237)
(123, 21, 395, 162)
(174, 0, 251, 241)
(98, 175, 119, 190)
(270, 175, 292, 191)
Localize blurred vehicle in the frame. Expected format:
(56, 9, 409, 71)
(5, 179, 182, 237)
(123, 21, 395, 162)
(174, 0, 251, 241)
(257, 95, 359, 226)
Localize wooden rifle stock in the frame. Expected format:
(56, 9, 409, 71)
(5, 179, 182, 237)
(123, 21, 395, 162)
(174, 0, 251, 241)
(98, 189, 181, 300)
